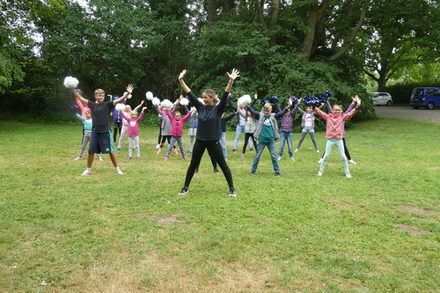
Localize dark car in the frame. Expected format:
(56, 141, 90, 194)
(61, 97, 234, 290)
(410, 87, 440, 110)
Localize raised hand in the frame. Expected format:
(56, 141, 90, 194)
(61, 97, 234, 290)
(142, 106, 147, 112)
(178, 70, 187, 80)
(141, 100, 145, 105)
(126, 84, 134, 94)
(227, 68, 240, 81)
(254, 93, 258, 100)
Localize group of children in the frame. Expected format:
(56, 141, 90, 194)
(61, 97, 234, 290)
(70, 70, 361, 196)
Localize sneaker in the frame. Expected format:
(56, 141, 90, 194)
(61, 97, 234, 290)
(294, 148, 299, 152)
(128, 156, 132, 160)
(98, 155, 103, 161)
(155, 149, 162, 155)
(229, 188, 237, 197)
(213, 168, 219, 173)
(318, 158, 323, 164)
(251, 171, 256, 175)
(81, 169, 92, 176)
(275, 172, 281, 176)
(155, 144, 160, 149)
(277, 156, 282, 161)
(74, 156, 82, 161)
(178, 187, 189, 195)
(164, 157, 169, 161)
(232, 149, 236, 153)
(348, 160, 357, 165)
(116, 169, 124, 175)
(187, 151, 192, 155)
(290, 156, 295, 161)
(241, 153, 245, 158)
(316, 150, 320, 153)
(116, 147, 121, 151)
(317, 170, 323, 176)
(345, 173, 352, 178)
(249, 148, 254, 152)
(195, 168, 198, 174)
(183, 156, 189, 160)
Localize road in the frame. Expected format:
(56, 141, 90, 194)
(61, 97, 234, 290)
(374, 105, 440, 121)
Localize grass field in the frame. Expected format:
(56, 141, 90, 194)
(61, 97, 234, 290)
(0, 118, 439, 292)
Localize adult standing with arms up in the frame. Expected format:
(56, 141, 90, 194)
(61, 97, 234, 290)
(177, 69, 239, 197)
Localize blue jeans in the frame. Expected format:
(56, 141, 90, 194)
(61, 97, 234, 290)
(220, 132, 227, 159)
(232, 125, 252, 150)
(251, 141, 280, 174)
(278, 132, 293, 157)
(320, 139, 349, 173)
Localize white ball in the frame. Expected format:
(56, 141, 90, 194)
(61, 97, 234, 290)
(146, 91, 154, 100)
(152, 97, 160, 107)
(63, 76, 79, 89)
(115, 103, 125, 112)
(180, 98, 189, 106)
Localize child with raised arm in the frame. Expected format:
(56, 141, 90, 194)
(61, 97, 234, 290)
(121, 106, 147, 160)
(248, 99, 293, 176)
(155, 101, 178, 155)
(177, 69, 239, 197)
(315, 97, 361, 178)
(295, 105, 320, 153)
(71, 84, 133, 176)
(239, 109, 257, 158)
(319, 97, 358, 164)
(278, 97, 301, 161)
(164, 109, 192, 161)
(117, 101, 144, 150)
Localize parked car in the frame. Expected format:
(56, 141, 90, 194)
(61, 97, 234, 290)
(410, 87, 440, 110)
(369, 92, 393, 106)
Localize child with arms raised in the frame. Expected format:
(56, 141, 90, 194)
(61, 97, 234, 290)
(121, 106, 147, 159)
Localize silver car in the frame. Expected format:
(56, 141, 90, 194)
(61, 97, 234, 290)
(369, 92, 393, 106)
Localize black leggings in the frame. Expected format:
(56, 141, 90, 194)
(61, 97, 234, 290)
(242, 133, 257, 154)
(184, 139, 234, 189)
(321, 137, 352, 160)
(157, 127, 162, 144)
(196, 145, 218, 171)
(160, 135, 175, 148)
(113, 121, 122, 143)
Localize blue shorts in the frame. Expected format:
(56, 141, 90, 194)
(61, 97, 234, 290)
(89, 132, 114, 154)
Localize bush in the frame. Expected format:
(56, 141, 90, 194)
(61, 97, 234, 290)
(384, 82, 440, 104)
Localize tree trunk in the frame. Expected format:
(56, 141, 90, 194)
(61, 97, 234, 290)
(302, 3, 319, 61)
(270, 0, 280, 28)
(207, 0, 216, 22)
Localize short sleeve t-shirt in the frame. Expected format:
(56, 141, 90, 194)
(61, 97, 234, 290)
(88, 101, 114, 133)
(304, 113, 313, 128)
(259, 116, 274, 143)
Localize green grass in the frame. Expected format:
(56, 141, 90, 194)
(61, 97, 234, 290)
(0, 118, 439, 292)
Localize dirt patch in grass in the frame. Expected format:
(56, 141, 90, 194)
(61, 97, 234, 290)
(328, 199, 353, 207)
(398, 205, 434, 215)
(376, 145, 391, 149)
(394, 224, 427, 234)
(149, 214, 183, 225)
(427, 166, 440, 171)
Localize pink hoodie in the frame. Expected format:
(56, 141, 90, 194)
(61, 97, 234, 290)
(121, 112, 145, 137)
(166, 110, 191, 137)
(315, 107, 357, 139)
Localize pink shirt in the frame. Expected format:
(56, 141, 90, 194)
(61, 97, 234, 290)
(315, 107, 357, 139)
(166, 110, 191, 137)
(121, 112, 144, 137)
(75, 98, 90, 117)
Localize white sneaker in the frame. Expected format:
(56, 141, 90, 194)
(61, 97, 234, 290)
(316, 150, 320, 153)
(74, 156, 82, 161)
(116, 169, 124, 175)
(155, 144, 161, 149)
(317, 171, 323, 176)
(82, 169, 92, 176)
(277, 156, 282, 161)
(348, 160, 357, 165)
(290, 157, 295, 161)
(294, 149, 299, 152)
(318, 158, 323, 164)
(98, 155, 103, 161)
(345, 173, 352, 178)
